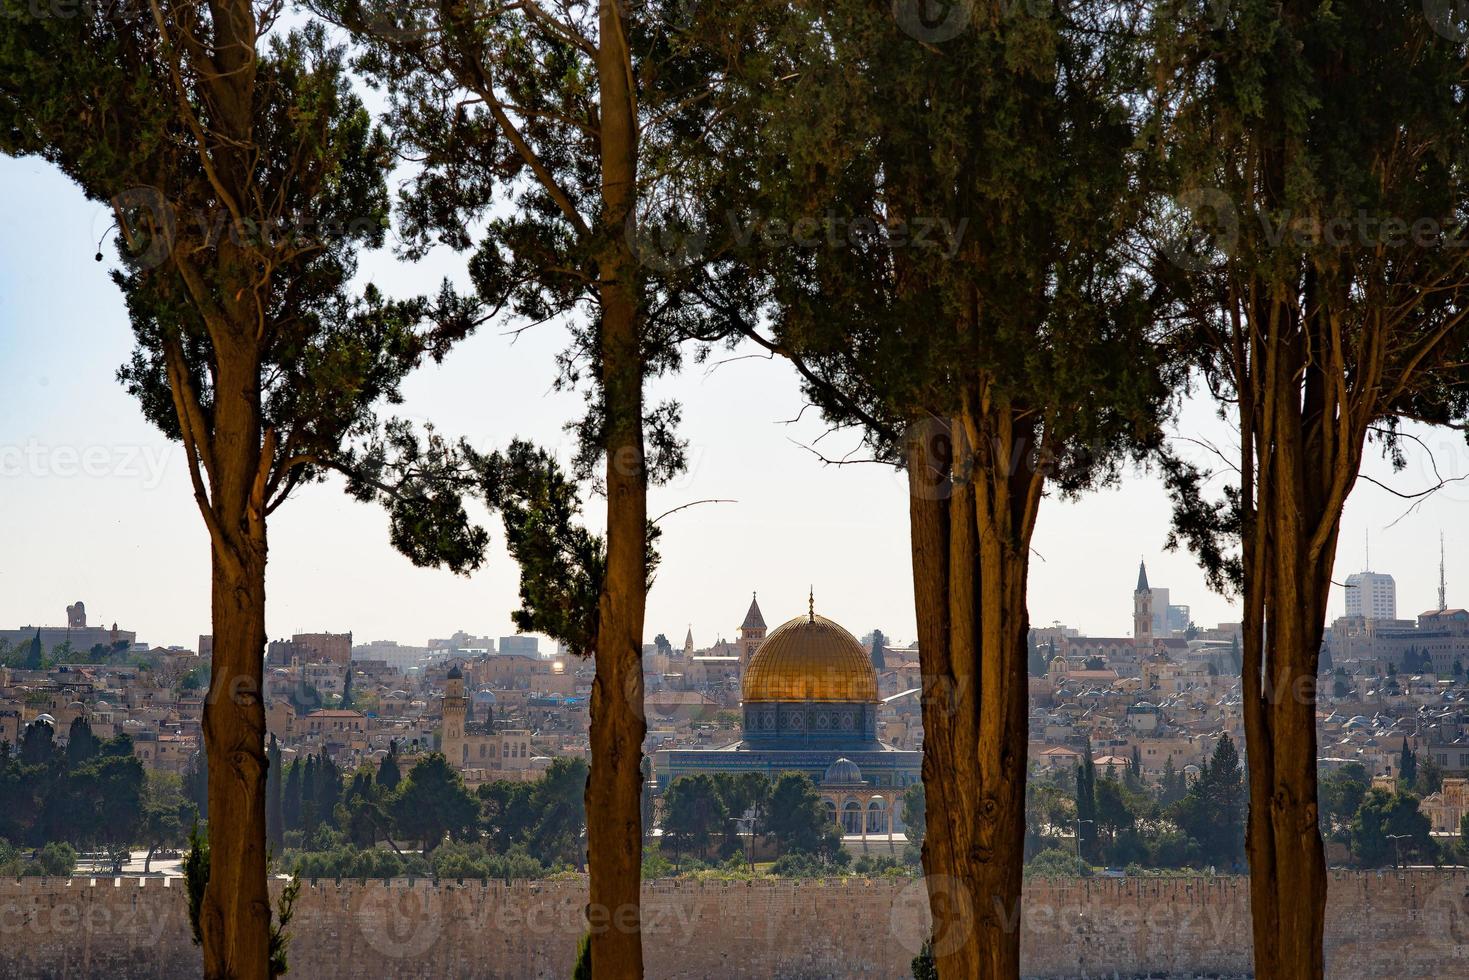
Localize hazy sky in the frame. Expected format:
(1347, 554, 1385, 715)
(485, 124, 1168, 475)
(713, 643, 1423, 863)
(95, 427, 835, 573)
(4, 157, 1468, 652)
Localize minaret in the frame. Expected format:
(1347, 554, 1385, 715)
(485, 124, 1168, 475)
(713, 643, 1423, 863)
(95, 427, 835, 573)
(1133, 559, 1153, 655)
(738, 592, 767, 667)
(441, 662, 467, 768)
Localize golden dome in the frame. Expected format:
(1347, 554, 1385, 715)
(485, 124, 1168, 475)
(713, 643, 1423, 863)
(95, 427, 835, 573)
(742, 613, 878, 703)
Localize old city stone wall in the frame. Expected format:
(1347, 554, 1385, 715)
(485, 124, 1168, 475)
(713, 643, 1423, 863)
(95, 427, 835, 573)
(1, 871, 1466, 978)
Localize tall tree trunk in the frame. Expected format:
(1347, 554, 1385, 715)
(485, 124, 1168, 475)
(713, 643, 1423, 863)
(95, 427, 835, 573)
(908, 395, 1042, 980)
(586, 4, 647, 976)
(196, 336, 272, 980)
(1241, 305, 1336, 980)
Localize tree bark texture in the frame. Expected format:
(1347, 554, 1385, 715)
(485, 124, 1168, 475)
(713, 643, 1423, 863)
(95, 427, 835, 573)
(586, 3, 648, 976)
(907, 392, 1044, 980)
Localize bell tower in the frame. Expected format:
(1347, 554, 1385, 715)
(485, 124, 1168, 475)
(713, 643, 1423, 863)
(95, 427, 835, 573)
(442, 661, 467, 768)
(1133, 560, 1153, 655)
(739, 592, 767, 667)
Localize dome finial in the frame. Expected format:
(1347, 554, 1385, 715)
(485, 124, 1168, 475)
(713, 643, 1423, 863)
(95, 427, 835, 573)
(808, 585, 814, 622)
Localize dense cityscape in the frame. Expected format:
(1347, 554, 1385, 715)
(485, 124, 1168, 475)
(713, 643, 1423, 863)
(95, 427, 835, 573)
(6, 551, 1467, 891)
(8, 0, 1469, 977)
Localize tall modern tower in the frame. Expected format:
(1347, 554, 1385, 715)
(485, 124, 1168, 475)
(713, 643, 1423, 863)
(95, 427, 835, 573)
(1345, 571, 1397, 621)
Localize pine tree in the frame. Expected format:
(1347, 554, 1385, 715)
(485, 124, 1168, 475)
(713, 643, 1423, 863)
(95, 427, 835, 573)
(1, 7, 470, 972)
(685, 6, 1177, 973)
(1154, 3, 1469, 972)
(302, 6, 734, 969)
(1400, 739, 1418, 790)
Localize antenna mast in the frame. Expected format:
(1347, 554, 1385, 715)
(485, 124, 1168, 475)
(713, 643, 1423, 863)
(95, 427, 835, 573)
(1440, 533, 1448, 611)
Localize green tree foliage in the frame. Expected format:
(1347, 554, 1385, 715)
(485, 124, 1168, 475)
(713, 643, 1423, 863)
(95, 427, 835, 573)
(266, 736, 283, 854)
(573, 933, 592, 980)
(388, 754, 479, 852)
(1152, 2, 1469, 971)
(1027, 634, 1048, 678)
(900, 783, 926, 849)
(66, 717, 98, 767)
(0, 725, 144, 855)
(1024, 847, 1089, 879)
(524, 758, 588, 869)
(1351, 789, 1435, 868)
(185, 822, 210, 948)
(1319, 763, 1370, 840)
(376, 741, 401, 791)
(1399, 739, 1419, 790)
(662, 775, 727, 867)
(711, 771, 771, 858)
(142, 772, 196, 873)
(1171, 735, 1245, 869)
(761, 772, 841, 862)
(1, 5, 471, 971)
(19, 719, 54, 767)
(1415, 754, 1444, 798)
(1075, 744, 1099, 862)
(480, 780, 537, 854)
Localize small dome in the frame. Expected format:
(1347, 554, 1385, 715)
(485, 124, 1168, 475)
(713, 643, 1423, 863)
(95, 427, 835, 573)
(473, 689, 497, 703)
(446, 663, 463, 680)
(823, 757, 863, 785)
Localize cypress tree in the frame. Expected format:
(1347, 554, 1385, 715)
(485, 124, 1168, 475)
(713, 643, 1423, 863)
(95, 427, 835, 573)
(265, 736, 283, 853)
(1400, 739, 1418, 789)
(377, 741, 401, 792)
(283, 761, 303, 833)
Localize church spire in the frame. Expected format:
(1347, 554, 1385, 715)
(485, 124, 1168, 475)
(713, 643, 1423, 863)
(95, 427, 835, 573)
(741, 592, 766, 631)
(1136, 558, 1150, 593)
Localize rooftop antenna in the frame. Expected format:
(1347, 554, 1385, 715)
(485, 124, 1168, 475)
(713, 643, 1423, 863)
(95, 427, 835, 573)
(1365, 528, 1371, 573)
(1439, 532, 1448, 611)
